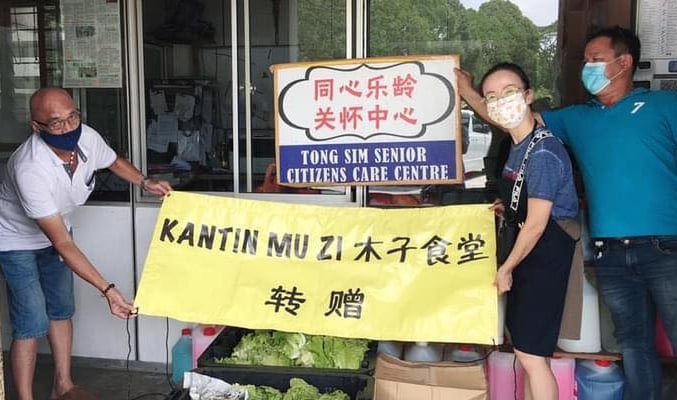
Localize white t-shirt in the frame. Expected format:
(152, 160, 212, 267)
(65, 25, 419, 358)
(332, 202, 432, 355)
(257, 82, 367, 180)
(0, 124, 117, 250)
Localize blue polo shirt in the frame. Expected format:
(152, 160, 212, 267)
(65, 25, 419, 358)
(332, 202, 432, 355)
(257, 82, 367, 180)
(542, 88, 677, 238)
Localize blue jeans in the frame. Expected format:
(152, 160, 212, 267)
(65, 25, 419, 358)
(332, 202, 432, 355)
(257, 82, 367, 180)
(593, 236, 677, 400)
(0, 247, 75, 339)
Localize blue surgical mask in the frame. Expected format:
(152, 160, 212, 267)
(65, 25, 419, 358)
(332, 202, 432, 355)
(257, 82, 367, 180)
(581, 57, 621, 95)
(40, 123, 82, 151)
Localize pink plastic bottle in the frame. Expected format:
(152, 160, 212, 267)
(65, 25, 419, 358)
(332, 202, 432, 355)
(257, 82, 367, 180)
(191, 325, 220, 368)
(487, 351, 525, 400)
(550, 356, 576, 400)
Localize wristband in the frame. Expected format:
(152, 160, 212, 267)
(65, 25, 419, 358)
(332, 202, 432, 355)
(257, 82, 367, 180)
(140, 176, 151, 190)
(102, 283, 115, 297)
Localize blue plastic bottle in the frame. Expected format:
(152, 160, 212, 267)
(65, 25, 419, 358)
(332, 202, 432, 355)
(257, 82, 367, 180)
(171, 328, 193, 385)
(575, 359, 624, 400)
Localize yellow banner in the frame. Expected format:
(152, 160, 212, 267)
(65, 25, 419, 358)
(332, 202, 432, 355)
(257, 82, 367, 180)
(135, 191, 500, 344)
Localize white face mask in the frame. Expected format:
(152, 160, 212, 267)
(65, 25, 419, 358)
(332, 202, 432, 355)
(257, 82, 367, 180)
(486, 92, 528, 129)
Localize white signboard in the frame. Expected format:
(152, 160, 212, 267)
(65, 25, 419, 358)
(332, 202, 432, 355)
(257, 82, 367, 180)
(61, 0, 123, 88)
(272, 56, 462, 186)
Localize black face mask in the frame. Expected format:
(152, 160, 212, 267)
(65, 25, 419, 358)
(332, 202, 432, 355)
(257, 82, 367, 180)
(39, 123, 82, 151)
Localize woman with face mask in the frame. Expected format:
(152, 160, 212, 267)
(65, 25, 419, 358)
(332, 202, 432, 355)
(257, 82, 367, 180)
(480, 63, 579, 400)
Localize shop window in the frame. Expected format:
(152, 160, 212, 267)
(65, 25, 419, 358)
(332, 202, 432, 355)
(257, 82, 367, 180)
(0, 1, 131, 202)
(1, 4, 44, 157)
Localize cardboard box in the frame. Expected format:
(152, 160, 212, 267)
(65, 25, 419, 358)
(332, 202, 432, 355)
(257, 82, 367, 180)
(373, 354, 487, 400)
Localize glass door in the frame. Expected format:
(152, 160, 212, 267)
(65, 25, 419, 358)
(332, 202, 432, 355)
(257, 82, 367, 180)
(140, 0, 353, 201)
(239, 0, 348, 196)
(140, 0, 232, 191)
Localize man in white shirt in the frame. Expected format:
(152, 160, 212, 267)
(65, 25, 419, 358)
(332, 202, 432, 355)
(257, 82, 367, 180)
(0, 88, 172, 400)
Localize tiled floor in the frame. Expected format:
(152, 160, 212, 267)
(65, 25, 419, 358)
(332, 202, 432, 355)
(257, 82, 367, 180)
(4, 352, 677, 400)
(2, 352, 177, 400)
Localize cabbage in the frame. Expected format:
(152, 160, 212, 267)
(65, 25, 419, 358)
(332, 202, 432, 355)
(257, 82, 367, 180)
(330, 338, 370, 369)
(274, 331, 306, 361)
(318, 390, 349, 400)
(300, 336, 332, 368)
(215, 330, 369, 369)
(282, 378, 320, 400)
(217, 330, 293, 366)
(300, 335, 369, 369)
(240, 379, 351, 400)
(244, 385, 284, 400)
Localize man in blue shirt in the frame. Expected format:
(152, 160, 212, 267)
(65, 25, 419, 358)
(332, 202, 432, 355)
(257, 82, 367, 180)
(457, 26, 677, 400)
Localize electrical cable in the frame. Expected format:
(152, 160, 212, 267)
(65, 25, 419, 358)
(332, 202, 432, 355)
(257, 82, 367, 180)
(513, 354, 518, 400)
(130, 393, 172, 400)
(446, 345, 497, 364)
(123, 312, 174, 400)
(166, 317, 177, 392)
(127, 315, 133, 400)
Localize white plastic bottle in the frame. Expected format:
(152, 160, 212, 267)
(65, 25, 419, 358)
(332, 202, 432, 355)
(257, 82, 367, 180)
(377, 341, 404, 359)
(403, 342, 443, 362)
(557, 273, 601, 353)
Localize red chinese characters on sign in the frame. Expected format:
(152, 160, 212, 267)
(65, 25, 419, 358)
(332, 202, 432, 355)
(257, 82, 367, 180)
(314, 79, 334, 101)
(394, 107, 417, 125)
(339, 106, 364, 130)
(339, 80, 362, 97)
(314, 107, 336, 130)
(312, 74, 419, 132)
(366, 75, 388, 99)
(393, 74, 417, 97)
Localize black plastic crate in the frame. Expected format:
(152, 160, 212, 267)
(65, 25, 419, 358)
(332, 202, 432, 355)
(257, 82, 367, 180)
(168, 367, 373, 400)
(198, 327, 376, 374)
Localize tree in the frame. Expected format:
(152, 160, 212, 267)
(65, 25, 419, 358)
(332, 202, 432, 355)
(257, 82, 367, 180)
(463, 1, 542, 86)
(297, 0, 346, 61)
(535, 22, 559, 105)
(297, 0, 559, 103)
(368, 0, 442, 56)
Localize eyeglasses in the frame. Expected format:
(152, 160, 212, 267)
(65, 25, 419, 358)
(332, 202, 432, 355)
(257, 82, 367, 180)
(483, 86, 525, 104)
(34, 110, 81, 131)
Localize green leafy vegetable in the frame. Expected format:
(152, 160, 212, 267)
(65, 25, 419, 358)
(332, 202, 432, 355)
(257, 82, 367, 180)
(215, 330, 369, 369)
(244, 385, 283, 400)
(326, 337, 369, 369)
(318, 390, 350, 400)
(238, 379, 352, 400)
(217, 330, 293, 366)
(282, 378, 320, 400)
(275, 331, 306, 361)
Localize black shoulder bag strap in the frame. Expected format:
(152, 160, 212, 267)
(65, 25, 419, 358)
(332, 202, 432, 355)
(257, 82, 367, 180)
(509, 127, 553, 212)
